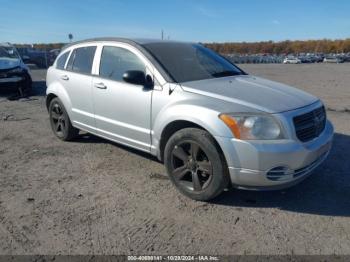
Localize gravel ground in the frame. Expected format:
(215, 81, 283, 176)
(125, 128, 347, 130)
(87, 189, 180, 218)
(0, 64, 349, 255)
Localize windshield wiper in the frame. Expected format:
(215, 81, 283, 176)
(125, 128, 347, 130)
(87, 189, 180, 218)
(212, 71, 242, 78)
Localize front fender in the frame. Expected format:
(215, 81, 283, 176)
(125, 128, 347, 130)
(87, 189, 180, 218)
(152, 103, 234, 153)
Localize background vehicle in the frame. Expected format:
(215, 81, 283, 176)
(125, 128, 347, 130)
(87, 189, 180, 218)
(0, 42, 32, 93)
(283, 57, 301, 64)
(298, 56, 312, 63)
(17, 47, 48, 68)
(323, 56, 343, 63)
(48, 49, 61, 66)
(46, 38, 333, 201)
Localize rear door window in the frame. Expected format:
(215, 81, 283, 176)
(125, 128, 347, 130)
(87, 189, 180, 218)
(56, 51, 70, 70)
(67, 46, 96, 74)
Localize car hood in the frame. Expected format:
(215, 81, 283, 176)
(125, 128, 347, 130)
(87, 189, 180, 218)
(0, 57, 21, 70)
(180, 75, 319, 113)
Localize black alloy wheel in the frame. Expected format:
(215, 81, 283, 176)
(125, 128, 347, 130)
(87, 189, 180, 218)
(49, 98, 79, 141)
(171, 141, 213, 192)
(164, 128, 229, 201)
(50, 102, 66, 137)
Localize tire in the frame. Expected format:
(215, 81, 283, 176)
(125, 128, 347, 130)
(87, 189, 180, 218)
(21, 72, 32, 94)
(49, 97, 79, 141)
(164, 128, 229, 201)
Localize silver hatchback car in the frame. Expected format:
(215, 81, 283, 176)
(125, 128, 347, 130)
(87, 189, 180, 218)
(46, 38, 333, 201)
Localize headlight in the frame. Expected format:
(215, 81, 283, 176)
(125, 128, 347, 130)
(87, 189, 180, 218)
(219, 114, 284, 140)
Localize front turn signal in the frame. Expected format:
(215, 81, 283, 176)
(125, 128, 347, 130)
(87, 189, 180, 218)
(219, 114, 241, 139)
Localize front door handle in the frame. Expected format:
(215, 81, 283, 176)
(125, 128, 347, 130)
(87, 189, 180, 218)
(94, 82, 107, 89)
(61, 75, 69, 81)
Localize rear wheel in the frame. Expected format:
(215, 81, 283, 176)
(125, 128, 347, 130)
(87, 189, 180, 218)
(49, 98, 79, 141)
(164, 128, 229, 201)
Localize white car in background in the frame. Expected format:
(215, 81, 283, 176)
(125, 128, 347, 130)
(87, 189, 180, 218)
(283, 57, 301, 64)
(323, 57, 342, 63)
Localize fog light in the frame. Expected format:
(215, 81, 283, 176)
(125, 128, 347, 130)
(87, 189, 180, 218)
(266, 166, 293, 181)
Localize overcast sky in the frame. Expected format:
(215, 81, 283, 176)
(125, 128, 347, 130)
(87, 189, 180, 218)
(0, 0, 349, 43)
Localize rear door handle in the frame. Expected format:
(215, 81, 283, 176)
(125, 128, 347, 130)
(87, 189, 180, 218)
(61, 75, 69, 81)
(94, 82, 107, 89)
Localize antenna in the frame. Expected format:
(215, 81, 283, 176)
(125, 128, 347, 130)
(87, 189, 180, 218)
(161, 29, 164, 40)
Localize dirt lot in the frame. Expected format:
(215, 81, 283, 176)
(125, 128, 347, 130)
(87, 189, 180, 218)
(0, 64, 350, 255)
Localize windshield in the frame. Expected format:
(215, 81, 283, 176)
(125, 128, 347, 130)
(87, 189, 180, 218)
(142, 42, 245, 83)
(0, 45, 20, 59)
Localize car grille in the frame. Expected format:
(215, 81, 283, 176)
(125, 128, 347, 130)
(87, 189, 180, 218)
(0, 67, 16, 78)
(293, 106, 326, 142)
(0, 69, 8, 78)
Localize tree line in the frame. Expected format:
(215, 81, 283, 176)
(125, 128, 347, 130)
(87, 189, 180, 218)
(14, 38, 350, 55)
(205, 39, 350, 54)
(14, 43, 65, 50)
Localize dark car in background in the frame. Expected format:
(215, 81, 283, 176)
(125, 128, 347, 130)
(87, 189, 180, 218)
(17, 47, 49, 68)
(0, 43, 32, 93)
(48, 48, 61, 66)
(298, 56, 312, 63)
(343, 54, 350, 62)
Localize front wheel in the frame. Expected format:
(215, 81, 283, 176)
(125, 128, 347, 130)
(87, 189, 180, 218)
(49, 98, 79, 141)
(164, 128, 229, 201)
(21, 72, 32, 94)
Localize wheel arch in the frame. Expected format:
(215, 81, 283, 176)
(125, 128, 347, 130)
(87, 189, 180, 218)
(152, 103, 233, 162)
(46, 93, 57, 111)
(45, 81, 73, 117)
(157, 119, 227, 164)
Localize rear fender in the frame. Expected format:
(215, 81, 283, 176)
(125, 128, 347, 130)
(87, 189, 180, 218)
(46, 81, 72, 117)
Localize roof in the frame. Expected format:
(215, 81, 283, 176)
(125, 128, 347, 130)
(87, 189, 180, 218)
(61, 37, 189, 50)
(61, 37, 192, 83)
(0, 42, 13, 47)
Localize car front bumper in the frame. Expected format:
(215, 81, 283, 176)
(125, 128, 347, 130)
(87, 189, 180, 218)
(0, 76, 23, 83)
(215, 120, 334, 190)
(0, 70, 31, 91)
(0, 76, 24, 91)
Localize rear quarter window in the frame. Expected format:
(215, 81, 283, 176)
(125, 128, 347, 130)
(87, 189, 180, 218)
(56, 51, 70, 70)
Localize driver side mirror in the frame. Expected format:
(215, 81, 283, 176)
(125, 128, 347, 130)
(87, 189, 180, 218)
(122, 70, 153, 88)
